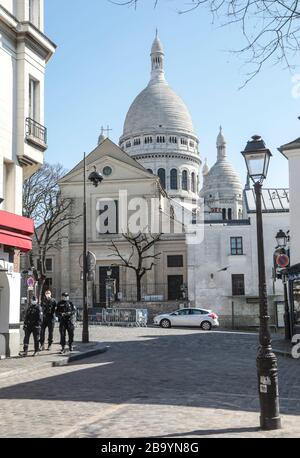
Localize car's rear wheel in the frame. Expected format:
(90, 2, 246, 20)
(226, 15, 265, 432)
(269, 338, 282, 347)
(201, 321, 212, 331)
(160, 319, 171, 328)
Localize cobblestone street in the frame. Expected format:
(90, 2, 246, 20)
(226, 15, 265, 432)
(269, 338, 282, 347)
(0, 326, 299, 438)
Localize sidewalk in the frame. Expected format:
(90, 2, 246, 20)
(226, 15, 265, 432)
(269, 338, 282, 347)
(272, 336, 294, 358)
(0, 337, 107, 379)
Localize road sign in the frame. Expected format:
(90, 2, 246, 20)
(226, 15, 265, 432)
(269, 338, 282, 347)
(276, 254, 289, 268)
(27, 277, 35, 288)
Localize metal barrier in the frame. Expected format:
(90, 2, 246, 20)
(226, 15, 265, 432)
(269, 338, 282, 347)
(87, 308, 148, 327)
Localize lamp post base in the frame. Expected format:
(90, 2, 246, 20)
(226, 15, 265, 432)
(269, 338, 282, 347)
(260, 416, 281, 431)
(257, 347, 281, 431)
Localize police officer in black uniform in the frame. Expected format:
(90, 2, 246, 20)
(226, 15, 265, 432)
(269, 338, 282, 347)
(20, 296, 43, 357)
(56, 292, 76, 353)
(40, 289, 57, 351)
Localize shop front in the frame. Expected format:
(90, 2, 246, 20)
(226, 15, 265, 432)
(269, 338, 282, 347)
(0, 211, 34, 357)
(286, 263, 300, 338)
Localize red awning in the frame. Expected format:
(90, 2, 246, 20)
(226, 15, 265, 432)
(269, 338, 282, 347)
(0, 211, 34, 252)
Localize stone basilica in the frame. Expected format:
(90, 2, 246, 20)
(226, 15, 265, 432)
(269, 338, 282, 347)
(40, 34, 289, 326)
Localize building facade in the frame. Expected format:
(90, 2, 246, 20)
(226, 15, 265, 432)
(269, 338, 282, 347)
(30, 33, 290, 328)
(40, 138, 188, 314)
(279, 136, 300, 335)
(0, 0, 55, 356)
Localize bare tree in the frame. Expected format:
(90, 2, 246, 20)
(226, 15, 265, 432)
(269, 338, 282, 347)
(109, 231, 162, 301)
(112, 0, 300, 84)
(23, 163, 81, 301)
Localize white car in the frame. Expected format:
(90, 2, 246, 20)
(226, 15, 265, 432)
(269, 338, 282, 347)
(153, 308, 219, 330)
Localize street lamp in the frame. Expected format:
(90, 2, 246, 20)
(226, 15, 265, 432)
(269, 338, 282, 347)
(274, 230, 291, 341)
(275, 230, 288, 249)
(82, 154, 103, 344)
(241, 135, 281, 431)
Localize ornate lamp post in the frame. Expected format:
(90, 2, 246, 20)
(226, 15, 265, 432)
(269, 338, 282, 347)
(82, 155, 103, 343)
(274, 230, 291, 340)
(241, 135, 281, 431)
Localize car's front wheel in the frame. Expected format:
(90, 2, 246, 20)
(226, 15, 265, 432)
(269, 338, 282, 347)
(160, 319, 171, 329)
(201, 321, 212, 331)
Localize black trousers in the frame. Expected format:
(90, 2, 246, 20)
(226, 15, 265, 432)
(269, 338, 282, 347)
(40, 319, 55, 346)
(24, 326, 41, 352)
(59, 320, 74, 348)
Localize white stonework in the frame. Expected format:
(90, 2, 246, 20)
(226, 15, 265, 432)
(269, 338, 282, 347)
(279, 139, 300, 265)
(0, 0, 55, 356)
(41, 139, 188, 307)
(188, 193, 289, 325)
(119, 34, 201, 201)
(201, 128, 244, 221)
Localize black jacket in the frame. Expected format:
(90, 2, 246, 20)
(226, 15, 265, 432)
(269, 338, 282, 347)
(56, 301, 76, 323)
(41, 298, 57, 321)
(24, 304, 43, 328)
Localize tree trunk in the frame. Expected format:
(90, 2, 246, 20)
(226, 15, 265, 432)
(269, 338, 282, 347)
(136, 274, 142, 302)
(37, 277, 46, 303)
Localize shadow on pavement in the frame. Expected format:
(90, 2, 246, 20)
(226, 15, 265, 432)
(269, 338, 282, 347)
(0, 331, 299, 416)
(151, 426, 261, 438)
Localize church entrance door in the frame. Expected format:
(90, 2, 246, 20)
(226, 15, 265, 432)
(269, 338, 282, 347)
(168, 275, 183, 301)
(99, 266, 120, 307)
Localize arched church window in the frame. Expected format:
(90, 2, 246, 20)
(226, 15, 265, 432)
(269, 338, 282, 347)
(158, 168, 166, 189)
(157, 136, 165, 143)
(134, 138, 141, 146)
(228, 208, 232, 220)
(126, 141, 131, 148)
(169, 136, 177, 144)
(181, 138, 188, 146)
(170, 169, 178, 190)
(145, 136, 153, 144)
(222, 208, 227, 220)
(191, 172, 196, 193)
(182, 170, 188, 191)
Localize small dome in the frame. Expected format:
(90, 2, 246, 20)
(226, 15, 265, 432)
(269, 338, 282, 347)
(151, 34, 164, 55)
(202, 158, 243, 199)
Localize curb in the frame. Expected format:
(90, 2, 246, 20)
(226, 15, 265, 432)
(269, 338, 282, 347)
(52, 346, 109, 367)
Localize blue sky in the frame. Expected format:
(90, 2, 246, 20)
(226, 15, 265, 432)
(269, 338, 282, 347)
(44, 0, 300, 188)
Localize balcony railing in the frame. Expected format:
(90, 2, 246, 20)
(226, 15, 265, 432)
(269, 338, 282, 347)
(25, 118, 47, 145)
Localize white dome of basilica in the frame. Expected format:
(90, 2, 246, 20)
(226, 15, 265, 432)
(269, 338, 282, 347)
(120, 31, 197, 141)
(119, 32, 201, 201)
(123, 81, 195, 137)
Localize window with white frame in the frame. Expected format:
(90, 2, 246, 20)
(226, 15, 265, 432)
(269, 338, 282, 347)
(29, 78, 38, 120)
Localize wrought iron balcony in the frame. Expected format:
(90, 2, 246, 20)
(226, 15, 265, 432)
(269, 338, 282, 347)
(25, 117, 47, 147)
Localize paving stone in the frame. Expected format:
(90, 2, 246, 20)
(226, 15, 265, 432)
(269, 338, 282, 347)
(0, 327, 299, 438)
